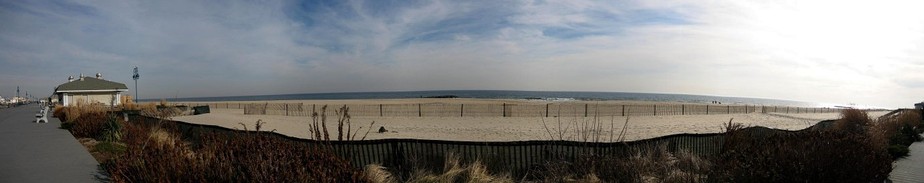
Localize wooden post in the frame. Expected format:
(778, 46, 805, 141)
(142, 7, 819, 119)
(418, 104, 422, 117)
(653, 105, 657, 116)
(285, 103, 289, 116)
(379, 104, 383, 117)
(545, 103, 549, 117)
(727, 105, 730, 114)
(503, 103, 507, 117)
(682, 105, 685, 115)
(584, 104, 588, 117)
(706, 105, 709, 115)
(622, 105, 626, 116)
(460, 104, 464, 117)
(312, 104, 316, 114)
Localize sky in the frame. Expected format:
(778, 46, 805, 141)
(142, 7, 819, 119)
(1, 0, 923, 108)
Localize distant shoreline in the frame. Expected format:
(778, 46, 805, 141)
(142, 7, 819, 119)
(140, 90, 831, 107)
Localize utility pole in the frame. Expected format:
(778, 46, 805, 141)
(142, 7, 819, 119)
(133, 66, 140, 103)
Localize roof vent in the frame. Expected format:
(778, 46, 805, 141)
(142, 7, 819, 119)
(96, 73, 102, 79)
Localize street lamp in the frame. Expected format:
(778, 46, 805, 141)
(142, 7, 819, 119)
(133, 66, 140, 103)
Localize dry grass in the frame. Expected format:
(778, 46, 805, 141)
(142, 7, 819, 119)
(539, 109, 625, 142)
(533, 144, 712, 183)
(713, 110, 894, 182)
(309, 105, 373, 141)
(834, 108, 873, 134)
(364, 164, 398, 183)
(106, 118, 360, 182)
(364, 153, 513, 183)
(869, 110, 923, 158)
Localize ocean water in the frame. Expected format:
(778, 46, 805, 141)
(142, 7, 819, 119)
(156, 90, 828, 107)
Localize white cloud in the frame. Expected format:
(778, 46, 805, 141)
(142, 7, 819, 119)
(2, 0, 922, 108)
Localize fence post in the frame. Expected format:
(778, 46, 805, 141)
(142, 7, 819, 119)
(313, 104, 316, 114)
(545, 103, 549, 117)
(418, 104, 422, 117)
(285, 103, 289, 116)
(460, 104, 464, 117)
(727, 105, 730, 114)
(706, 105, 709, 115)
(503, 103, 507, 117)
(682, 105, 685, 115)
(653, 105, 657, 116)
(380, 104, 383, 117)
(622, 105, 626, 116)
(584, 104, 588, 117)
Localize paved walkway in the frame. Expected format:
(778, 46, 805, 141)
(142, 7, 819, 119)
(890, 141, 924, 183)
(0, 104, 102, 183)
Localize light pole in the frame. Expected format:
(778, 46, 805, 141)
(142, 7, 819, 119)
(133, 67, 140, 103)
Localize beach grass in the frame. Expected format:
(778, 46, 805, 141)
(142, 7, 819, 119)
(53, 103, 920, 182)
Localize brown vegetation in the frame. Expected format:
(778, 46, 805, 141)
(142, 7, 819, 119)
(55, 103, 919, 182)
(105, 121, 360, 182)
(714, 126, 892, 182)
(363, 153, 513, 183)
(57, 103, 361, 182)
(531, 145, 712, 183)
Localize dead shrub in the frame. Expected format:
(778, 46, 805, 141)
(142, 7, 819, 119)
(106, 117, 360, 182)
(402, 153, 512, 183)
(713, 124, 892, 182)
(834, 109, 872, 134)
(69, 110, 109, 139)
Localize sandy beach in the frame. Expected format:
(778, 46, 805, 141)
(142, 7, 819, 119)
(172, 98, 888, 142)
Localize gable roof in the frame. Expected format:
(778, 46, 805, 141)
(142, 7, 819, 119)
(55, 77, 128, 92)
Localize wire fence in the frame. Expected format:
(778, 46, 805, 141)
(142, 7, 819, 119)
(174, 102, 843, 117)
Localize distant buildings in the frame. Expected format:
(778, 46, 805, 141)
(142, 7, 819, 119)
(53, 73, 128, 107)
(916, 101, 924, 110)
(0, 96, 26, 105)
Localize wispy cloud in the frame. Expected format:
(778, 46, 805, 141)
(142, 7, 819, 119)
(1, 0, 922, 108)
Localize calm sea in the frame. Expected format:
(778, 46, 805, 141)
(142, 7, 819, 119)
(155, 90, 829, 107)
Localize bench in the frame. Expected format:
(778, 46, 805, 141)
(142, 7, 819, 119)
(35, 107, 48, 123)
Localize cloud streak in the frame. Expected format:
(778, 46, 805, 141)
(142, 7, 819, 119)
(1, 0, 922, 108)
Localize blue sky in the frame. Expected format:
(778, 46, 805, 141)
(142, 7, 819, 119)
(1, 0, 923, 108)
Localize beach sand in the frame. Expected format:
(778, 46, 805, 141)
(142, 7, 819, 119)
(171, 99, 888, 142)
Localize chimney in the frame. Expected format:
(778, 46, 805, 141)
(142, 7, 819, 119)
(96, 73, 102, 79)
(68, 76, 74, 82)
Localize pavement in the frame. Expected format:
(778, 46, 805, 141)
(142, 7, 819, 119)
(890, 141, 924, 183)
(0, 104, 103, 183)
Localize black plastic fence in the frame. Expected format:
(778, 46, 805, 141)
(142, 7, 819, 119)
(131, 114, 794, 177)
(174, 102, 841, 118)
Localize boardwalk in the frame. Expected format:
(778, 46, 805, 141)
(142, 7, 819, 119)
(890, 141, 924, 183)
(0, 104, 102, 183)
